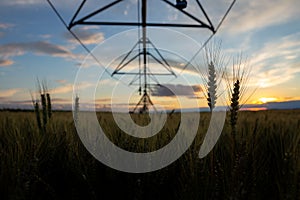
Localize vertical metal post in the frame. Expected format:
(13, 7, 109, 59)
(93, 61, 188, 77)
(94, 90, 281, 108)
(142, 0, 148, 112)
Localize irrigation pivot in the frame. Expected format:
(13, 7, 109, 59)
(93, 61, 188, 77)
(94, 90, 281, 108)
(47, 0, 236, 113)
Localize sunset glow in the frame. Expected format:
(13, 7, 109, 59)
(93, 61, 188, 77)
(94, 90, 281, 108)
(258, 97, 278, 104)
(0, 0, 299, 111)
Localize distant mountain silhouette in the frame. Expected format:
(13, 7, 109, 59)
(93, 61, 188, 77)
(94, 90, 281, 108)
(266, 100, 300, 110)
(1, 100, 300, 112)
(177, 100, 300, 112)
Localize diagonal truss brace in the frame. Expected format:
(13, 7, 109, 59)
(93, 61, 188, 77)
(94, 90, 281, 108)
(68, 0, 215, 33)
(111, 37, 177, 81)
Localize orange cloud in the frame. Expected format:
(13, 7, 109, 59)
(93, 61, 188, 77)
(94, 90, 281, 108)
(50, 82, 93, 95)
(0, 88, 19, 98)
(55, 79, 67, 84)
(0, 59, 13, 67)
(65, 27, 105, 45)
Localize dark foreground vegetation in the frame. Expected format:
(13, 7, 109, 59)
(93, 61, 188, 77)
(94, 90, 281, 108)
(0, 110, 299, 200)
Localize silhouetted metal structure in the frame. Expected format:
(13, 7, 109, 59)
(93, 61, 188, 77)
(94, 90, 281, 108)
(68, 0, 215, 31)
(47, 0, 236, 113)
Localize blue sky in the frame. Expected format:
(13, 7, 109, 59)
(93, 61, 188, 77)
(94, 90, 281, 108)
(0, 0, 300, 110)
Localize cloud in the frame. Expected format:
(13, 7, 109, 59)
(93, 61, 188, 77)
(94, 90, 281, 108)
(224, 0, 300, 34)
(39, 34, 52, 39)
(0, 0, 101, 8)
(25, 41, 76, 58)
(50, 82, 92, 94)
(51, 98, 72, 104)
(152, 84, 202, 97)
(50, 84, 74, 95)
(0, 23, 14, 38)
(0, 89, 20, 98)
(95, 98, 111, 103)
(0, 23, 14, 29)
(0, 41, 79, 62)
(64, 27, 105, 45)
(248, 32, 300, 87)
(0, 98, 74, 110)
(253, 63, 300, 88)
(0, 59, 14, 67)
(0, 0, 43, 6)
(55, 79, 67, 84)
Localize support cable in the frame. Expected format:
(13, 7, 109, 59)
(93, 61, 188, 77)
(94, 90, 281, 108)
(168, 0, 236, 82)
(46, 0, 129, 86)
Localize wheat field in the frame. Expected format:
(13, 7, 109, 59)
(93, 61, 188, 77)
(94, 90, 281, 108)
(0, 110, 299, 199)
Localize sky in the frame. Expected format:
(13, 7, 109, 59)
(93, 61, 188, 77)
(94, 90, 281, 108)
(0, 0, 300, 111)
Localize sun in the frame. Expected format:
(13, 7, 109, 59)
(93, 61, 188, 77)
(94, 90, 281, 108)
(258, 97, 278, 104)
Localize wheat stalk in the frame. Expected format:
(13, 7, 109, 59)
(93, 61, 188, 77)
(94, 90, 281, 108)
(207, 61, 217, 111)
(30, 91, 42, 130)
(198, 40, 227, 112)
(74, 95, 79, 124)
(46, 93, 52, 119)
(34, 78, 52, 131)
(226, 54, 252, 138)
(41, 93, 47, 127)
(230, 79, 240, 136)
(34, 101, 42, 130)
